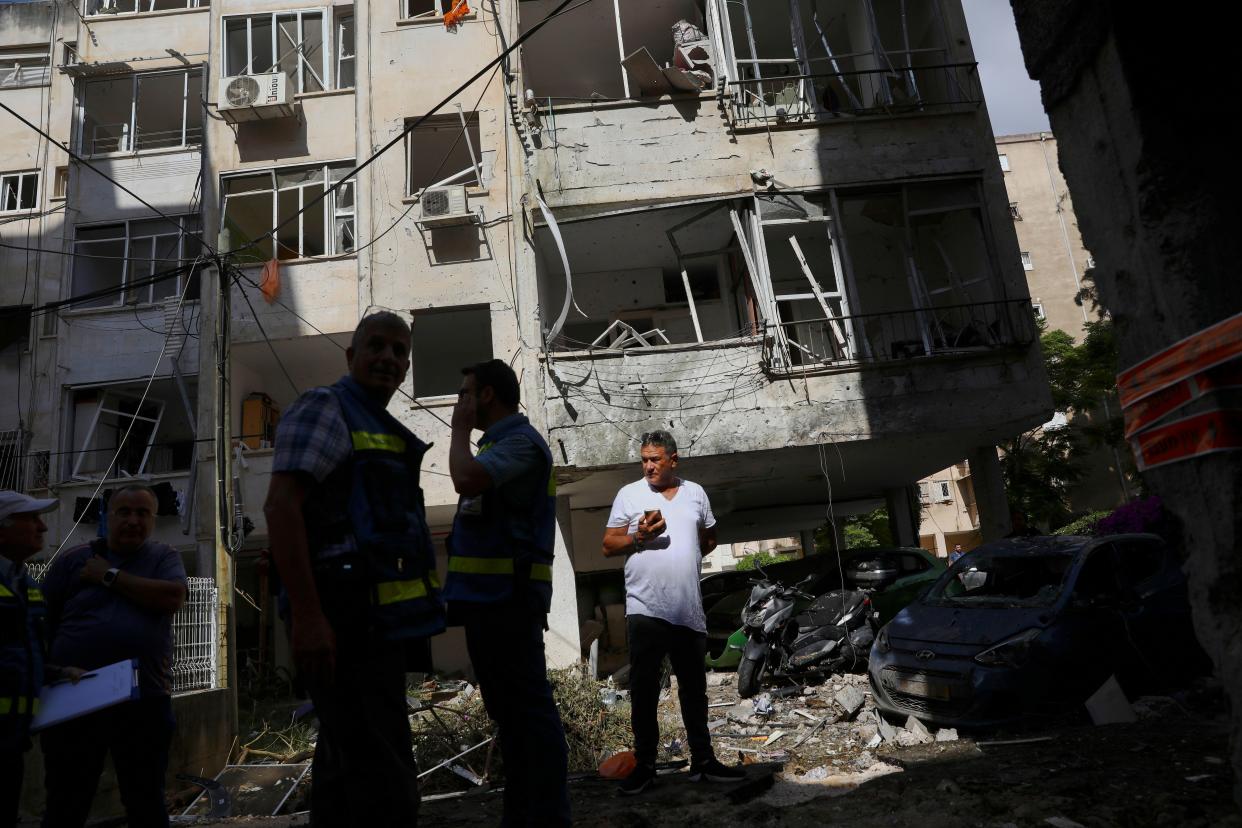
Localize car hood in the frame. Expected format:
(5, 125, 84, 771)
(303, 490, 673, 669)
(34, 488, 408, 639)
(886, 603, 1055, 648)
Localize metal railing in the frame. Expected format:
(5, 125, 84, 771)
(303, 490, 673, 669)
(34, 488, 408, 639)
(767, 298, 1037, 372)
(90, 124, 203, 155)
(725, 61, 982, 128)
(172, 576, 218, 693)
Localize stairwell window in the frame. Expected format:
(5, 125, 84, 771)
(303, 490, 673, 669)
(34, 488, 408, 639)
(223, 11, 329, 94)
(406, 113, 482, 196)
(1020, 251, 1033, 271)
(0, 171, 39, 213)
(0, 47, 51, 89)
(71, 216, 202, 310)
(221, 162, 356, 263)
(86, 0, 208, 15)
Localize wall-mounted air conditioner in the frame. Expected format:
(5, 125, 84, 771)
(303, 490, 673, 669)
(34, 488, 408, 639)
(217, 73, 296, 123)
(417, 185, 473, 228)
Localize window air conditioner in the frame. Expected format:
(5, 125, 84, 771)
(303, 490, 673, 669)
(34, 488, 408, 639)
(417, 185, 473, 228)
(217, 73, 296, 124)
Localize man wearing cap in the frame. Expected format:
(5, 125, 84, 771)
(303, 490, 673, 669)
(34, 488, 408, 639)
(39, 483, 187, 828)
(0, 492, 83, 828)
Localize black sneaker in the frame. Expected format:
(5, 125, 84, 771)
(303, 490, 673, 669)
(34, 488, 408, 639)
(688, 758, 746, 783)
(618, 763, 657, 796)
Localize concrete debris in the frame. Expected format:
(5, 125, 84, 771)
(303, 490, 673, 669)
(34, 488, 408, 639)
(876, 714, 899, 743)
(935, 727, 959, 742)
(904, 715, 933, 742)
(1043, 818, 1086, 828)
(705, 672, 733, 688)
(865, 733, 883, 749)
(1130, 695, 1180, 720)
(763, 730, 786, 747)
(1085, 675, 1136, 725)
(801, 766, 830, 781)
(834, 685, 866, 719)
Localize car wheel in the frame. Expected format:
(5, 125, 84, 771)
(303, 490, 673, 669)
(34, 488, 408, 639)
(738, 655, 766, 698)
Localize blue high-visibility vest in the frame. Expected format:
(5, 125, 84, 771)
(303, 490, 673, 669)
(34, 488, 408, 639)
(308, 376, 445, 640)
(0, 566, 44, 750)
(444, 415, 556, 612)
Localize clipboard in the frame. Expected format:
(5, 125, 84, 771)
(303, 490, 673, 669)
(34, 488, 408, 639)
(31, 658, 140, 732)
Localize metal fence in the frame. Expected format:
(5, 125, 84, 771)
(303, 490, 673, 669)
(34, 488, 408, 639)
(726, 62, 983, 128)
(25, 565, 218, 695)
(767, 298, 1038, 371)
(172, 576, 218, 693)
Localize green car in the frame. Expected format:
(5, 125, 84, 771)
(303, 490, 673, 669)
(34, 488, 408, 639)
(704, 547, 947, 670)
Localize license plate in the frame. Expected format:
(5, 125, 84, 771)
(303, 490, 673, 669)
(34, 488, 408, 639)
(891, 676, 951, 700)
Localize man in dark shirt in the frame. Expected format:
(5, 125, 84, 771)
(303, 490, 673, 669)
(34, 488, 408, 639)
(40, 484, 187, 828)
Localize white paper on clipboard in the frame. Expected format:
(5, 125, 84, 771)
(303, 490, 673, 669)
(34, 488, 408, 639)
(31, 658, 140, 732)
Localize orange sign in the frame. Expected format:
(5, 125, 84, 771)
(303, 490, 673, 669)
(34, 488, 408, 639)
(1123, 355, 1242, 438)
(1130, 408, 1242, 471)
(1117, 310, 1242, 409)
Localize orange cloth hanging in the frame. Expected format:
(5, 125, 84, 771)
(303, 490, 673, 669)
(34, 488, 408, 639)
(443, 0, 470, 28)
(259, 258, 281, 304)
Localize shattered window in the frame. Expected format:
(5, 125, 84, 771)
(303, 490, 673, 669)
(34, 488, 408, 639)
(223, 11, 328, 94)
(71, 217, 202, 309)
(80, 69, 203, 155)
(0, 48, 51, 88)
(0, 171, 39, 213)
(221, 162, 355, 262)
(930, 552, 1075, 608)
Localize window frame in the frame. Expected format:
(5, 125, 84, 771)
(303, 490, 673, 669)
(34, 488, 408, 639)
(0, 171, 40, 214)
(221, 10, 331, 94)
(1031, 302, 1046, 320)
(0, 48, 51, 89)
(78, 68, 204, 156)
(1020, 251, 1033, 270)
(405, 112, 483, 196)
(403, 0, 453, 22)
(998, 153, 1010, 172)
(70, 215, 203, 310)
(336, 12, 355, 89)
(85, 0, 208, 16)
(220, 161, 357, 263)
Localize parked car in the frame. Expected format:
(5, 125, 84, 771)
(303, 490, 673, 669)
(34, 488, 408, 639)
(705, 547, 946, 669)
(869, 534, 1208, 728)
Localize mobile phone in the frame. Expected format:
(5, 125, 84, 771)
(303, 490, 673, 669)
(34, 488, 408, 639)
(643, 509, 662, 525)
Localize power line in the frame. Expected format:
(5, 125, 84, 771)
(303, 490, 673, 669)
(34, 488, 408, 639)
(225, 265, 300, 397)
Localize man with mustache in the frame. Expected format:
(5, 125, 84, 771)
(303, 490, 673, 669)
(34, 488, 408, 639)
(265, 311, 445, 827)
(40, 483, 186, 827)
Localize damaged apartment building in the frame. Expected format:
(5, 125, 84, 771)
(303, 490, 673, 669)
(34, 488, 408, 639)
(0, 0, 1050, 781)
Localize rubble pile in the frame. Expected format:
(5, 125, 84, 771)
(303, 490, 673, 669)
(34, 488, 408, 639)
(656, 671, 960, 777)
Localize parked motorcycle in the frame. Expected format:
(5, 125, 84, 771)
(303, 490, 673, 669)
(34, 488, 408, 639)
(736, 567, 878, 698)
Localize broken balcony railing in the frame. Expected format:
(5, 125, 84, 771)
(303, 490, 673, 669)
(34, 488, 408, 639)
(172, 576, 219, 694)
(766, 298, 1037, 371)
(725, 61, 981, 128)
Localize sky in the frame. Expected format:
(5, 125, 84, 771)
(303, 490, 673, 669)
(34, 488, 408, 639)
(960, 0, 1051, 137)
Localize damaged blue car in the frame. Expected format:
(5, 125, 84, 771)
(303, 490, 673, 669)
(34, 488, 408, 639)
(869, 534, 1207, 728)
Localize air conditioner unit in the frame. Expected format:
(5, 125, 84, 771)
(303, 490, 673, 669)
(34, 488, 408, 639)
(417, 185, 473, 228)
(217, 73, 296, 123)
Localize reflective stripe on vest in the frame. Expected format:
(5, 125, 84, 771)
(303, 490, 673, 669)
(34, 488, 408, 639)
(447, 556, 552, 582)
(0, 696, 39, 715)
(351, 431, 406, 453)
(27, 587, 42, 603)
(0, 582, 13, 599)
(376, 571, 442, 606)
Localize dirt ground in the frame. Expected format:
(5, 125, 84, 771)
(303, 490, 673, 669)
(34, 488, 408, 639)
(175, 672, 1239, 828)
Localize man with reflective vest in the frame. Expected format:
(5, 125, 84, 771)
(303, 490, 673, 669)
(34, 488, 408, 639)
(0, 491, 83, 828)
(265, 311, 444, 827)
(446, 359, 570, 827)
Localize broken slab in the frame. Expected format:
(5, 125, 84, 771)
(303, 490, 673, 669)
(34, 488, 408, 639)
(834, 685, 866, 720)
(904, 715, 933, 743)
(876, 714, 899, 743)
(935, 728, 959, 743)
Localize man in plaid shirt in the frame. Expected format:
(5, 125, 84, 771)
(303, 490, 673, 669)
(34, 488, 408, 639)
(265, 311, 442, 827)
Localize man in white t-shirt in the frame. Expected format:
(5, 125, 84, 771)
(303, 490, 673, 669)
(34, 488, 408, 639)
(602, 430, 744, 795)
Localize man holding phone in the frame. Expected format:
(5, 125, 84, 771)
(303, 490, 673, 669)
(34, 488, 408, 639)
(601, 430, 743, 795)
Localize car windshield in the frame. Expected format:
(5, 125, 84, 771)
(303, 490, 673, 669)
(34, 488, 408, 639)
(926, 553, 1076, 608)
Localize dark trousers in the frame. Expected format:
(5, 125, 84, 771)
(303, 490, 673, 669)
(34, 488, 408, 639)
(41, 695, 174, 828)
(461, 598, 571, 828)
(308, 636, 420, 827)
(1, 746, 23, 828)
(627, 614, 715, 769)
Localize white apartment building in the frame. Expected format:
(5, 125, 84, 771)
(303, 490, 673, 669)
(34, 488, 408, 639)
(3, 0, 1052, 792)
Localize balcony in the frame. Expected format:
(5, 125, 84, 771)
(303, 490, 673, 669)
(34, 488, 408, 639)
(765, 298, 1038, 373)
(724, 62, 982, 130)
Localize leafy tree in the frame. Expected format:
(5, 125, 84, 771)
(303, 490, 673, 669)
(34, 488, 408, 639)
(813, 508, 893, 554)
(1001, 313, 1133, 528)
(736, 550, 796, 571)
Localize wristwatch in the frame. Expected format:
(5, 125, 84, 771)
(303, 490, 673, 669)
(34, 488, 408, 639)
(102, 567, 120, 588)
(632, 534, 645, 553)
